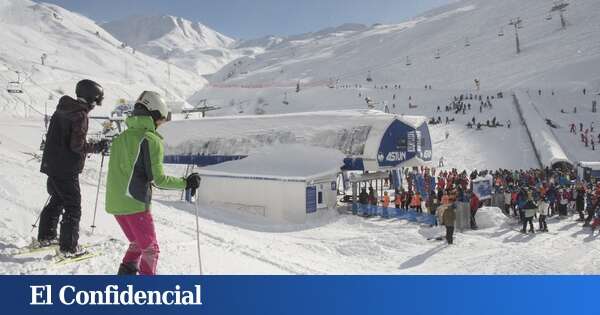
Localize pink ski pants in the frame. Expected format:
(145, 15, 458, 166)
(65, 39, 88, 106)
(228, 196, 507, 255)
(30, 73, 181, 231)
(115, 211, 159, 275)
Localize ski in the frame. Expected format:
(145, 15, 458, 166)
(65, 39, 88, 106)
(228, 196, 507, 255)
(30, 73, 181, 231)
(54, 251, 100, 266)
(11, 244, 58, 256)
(11, 238, 118, 257)
(426, 236, 445, 241)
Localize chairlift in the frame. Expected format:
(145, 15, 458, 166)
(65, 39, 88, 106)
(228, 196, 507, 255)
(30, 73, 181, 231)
(366, 71, 373, 82)
(546, 13, 553, 20)
(464, 37, 471, 47)
(6, 71, 24, 93)
(406, 56, 412, 66)
(434, 49, 441, 59)
(6, 81, 23, 94)
(498, 27, 504, 36)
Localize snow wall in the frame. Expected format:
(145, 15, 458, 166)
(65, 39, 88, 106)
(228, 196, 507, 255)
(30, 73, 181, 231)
(513, 92, 571, 168)
(160, 110, 432, 171)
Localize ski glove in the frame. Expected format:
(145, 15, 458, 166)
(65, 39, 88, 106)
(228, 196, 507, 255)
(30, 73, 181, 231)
(90, 139, 110, 154)
(186, 173, 201, 196)
(97, 139, 110, 155)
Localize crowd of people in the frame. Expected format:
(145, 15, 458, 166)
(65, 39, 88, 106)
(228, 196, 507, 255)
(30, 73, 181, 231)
(354, 165, 600, 245)
(427, 92, 511, 130)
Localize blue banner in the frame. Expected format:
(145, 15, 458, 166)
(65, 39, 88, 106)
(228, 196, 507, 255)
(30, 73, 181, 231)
(2, 276, 600, 315)
(473, 176, 493, 200)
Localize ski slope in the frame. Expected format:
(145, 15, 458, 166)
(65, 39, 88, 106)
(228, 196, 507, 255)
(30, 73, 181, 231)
(0, 0, 205, 119)
(519, 89, 600, 163)
(0, 0, 599, 275)
(208, 0, 600, 91)
(1, 118, 599, 275)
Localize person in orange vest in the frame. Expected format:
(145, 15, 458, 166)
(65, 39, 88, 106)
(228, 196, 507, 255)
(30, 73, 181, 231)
(394, 189, 404, 217)
(394, 189, 402, 209)
(381, 191, 390, 218)
(411, 192, 422, 213)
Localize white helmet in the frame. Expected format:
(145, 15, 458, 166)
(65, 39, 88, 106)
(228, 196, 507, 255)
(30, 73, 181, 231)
(135, 91, 171, 121)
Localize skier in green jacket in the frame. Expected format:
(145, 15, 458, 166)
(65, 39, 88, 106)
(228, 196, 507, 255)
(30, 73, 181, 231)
(105, 91, 201, 275)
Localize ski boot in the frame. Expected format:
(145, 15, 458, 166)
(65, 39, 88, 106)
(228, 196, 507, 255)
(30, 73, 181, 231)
(117, 262, 138, 275)
(34, 237, 59, 248)
(57, 245, 88, 259)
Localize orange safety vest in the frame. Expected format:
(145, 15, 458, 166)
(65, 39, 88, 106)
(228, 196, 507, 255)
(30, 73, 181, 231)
(382, 195, 390, 208)
(411, 194, 421, 207)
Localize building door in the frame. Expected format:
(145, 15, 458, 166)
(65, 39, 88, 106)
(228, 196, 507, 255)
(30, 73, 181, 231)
(306, 186, 317, 213)
(317, 184, 327, 209)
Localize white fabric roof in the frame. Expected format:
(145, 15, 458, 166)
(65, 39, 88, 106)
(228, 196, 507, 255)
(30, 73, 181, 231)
(196, 144, 344, 180)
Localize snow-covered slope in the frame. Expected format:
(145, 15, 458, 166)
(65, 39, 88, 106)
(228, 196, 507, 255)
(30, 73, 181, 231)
(189, 0, 600, 170)
(0, 0, 205, 118)
(102, 15, 247, 75)
(210, 0, 600, 91)
(1, 115, 599, 275)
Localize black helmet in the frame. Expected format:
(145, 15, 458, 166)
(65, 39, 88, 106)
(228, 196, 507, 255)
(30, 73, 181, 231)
(76, 79, 104, 106)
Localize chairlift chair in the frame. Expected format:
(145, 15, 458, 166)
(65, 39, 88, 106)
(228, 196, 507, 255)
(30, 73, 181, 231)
(498, 28, 504, 36)
(406, 56, 412, 66)
(6, 81, 23, 94)
(366, 71, 373, 82)
(546, 13, 553, 20)
(434, 49, 441, 59)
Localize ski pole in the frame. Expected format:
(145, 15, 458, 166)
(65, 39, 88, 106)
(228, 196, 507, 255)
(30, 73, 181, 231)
(31, 195, 51, 232)
(90, 153, 106, 234)
(186, 188, 203, 275)
(180, 164, 191, 200)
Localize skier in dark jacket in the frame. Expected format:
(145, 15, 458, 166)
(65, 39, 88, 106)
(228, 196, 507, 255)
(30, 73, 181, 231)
(358, 188, 369, 216)
(575, 185, 586, 221)
(521, 193, 537, 233)
(37, 79, 107, 257)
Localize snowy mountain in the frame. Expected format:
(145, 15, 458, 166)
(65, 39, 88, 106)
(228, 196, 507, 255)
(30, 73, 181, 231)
(193, 0, 600, 170)
(102, 15, 245, 75)
(0, 0, 205, 118)
(209, 0, 600, 91)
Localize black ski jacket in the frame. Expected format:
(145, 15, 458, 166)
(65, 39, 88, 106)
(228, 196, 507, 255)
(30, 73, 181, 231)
(41, 96, 95, 177)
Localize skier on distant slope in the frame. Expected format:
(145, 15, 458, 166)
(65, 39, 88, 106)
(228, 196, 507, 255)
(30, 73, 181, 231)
(37, 79, 108, 258)
(105, 91, 201, 275)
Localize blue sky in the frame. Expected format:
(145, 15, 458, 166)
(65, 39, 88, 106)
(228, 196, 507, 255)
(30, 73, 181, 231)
(39, 0, 452, 39)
